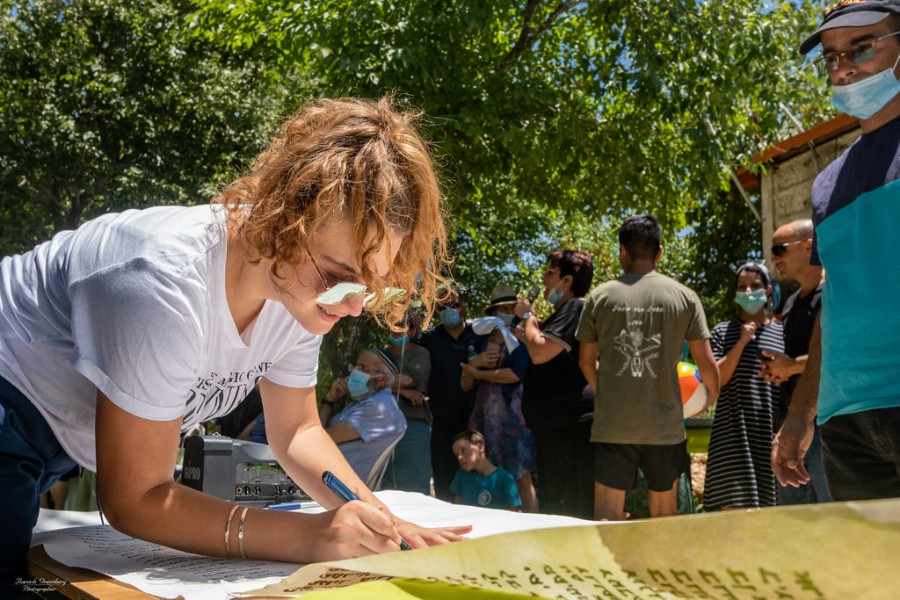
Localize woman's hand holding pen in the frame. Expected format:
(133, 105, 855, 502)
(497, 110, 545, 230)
(316, 471, 471, 557)
(299, 502, 471, 560)
(301, 501, 407, 561)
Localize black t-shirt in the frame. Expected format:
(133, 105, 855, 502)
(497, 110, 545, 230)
(779, 284, 823, 411)
(418, 324, 482, 421)
(216, 387, 262, 438)
(522, 298, 589, 432)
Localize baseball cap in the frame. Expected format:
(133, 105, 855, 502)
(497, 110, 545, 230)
(800, 0, 900, 55)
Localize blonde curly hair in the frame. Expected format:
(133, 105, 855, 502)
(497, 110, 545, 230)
(214, 97, 449, 330)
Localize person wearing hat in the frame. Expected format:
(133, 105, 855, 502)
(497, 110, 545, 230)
(480, 284, 519, 317)
(319, 349, 407, 487)
(460, 284, 538, 512)
(773, 0, 900, 501)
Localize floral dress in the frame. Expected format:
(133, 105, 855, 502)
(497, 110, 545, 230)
(469, 332, 537, 479)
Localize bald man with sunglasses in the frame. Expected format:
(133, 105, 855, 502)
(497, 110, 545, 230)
(772, 0, 900, 501)
(762, 219, 830, 505)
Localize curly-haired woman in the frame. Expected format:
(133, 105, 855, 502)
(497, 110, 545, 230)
(0, 97, 469, 586)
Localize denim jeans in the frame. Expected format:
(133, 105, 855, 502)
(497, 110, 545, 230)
(0, 377, 77, 585)
(777, 423, 831, 505)
(383, 419, 432, 494)
(821, 406, 900, 501)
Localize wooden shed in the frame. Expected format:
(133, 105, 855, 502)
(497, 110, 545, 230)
(735, 114, 861, 260)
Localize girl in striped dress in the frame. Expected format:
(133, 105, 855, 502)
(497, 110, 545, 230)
(704, 262, 784, 511)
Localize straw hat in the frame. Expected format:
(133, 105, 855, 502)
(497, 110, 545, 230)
(484, 284, 518, 313)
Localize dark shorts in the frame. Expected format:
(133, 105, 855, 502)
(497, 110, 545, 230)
(821, 406, 900, 501)
(593, 441, 687, 492)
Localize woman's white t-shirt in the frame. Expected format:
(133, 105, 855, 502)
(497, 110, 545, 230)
(0, 205, 321, 470)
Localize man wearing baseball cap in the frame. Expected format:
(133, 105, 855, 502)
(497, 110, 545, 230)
(773, 0, 900, 501)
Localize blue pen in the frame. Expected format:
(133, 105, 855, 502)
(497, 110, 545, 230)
(266, 501, 321, 511)
(322, 470, 411, 551)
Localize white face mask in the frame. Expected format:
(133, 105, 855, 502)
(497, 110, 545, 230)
(831, 53, 900, 119)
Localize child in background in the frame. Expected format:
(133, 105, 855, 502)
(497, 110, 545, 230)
(450, 430, 522, 510)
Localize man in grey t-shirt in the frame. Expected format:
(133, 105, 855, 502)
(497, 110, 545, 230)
(576, 214, 720, 520)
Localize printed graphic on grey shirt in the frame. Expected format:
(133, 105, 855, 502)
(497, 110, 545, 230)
(614, 318, 660, 378)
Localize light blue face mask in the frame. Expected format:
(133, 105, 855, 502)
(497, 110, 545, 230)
(734, 290, 768, 314)
(831, 54, 900, 119)
(347, 369, 372, 400)
(547, 282, 565, 306)
(440, 307, 462, 328)
(495, 313, 515, 325)
(388, 334, 409, 346)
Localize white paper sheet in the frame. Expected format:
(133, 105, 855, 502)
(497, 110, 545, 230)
(31, 490, 590, 600)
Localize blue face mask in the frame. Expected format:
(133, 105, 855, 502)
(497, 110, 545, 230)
(547, 282, 564, 306)
(831, 54, 900, 119)
(734, 290, 768, 314)
(347, 369, 372, 400)
(388, 334, 409, 346)
(440, 307, 462, 328)
(496, 313, 515, 325)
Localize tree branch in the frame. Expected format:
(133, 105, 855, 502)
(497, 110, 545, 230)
(512, 0, 541, 57)
(499, 0, 580, 67)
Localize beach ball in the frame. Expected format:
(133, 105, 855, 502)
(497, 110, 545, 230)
(677, 361, 708, 418)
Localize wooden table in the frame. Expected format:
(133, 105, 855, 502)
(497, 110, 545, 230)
(27, 545, 157, 600)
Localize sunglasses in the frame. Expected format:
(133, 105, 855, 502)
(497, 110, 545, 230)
(770, 240, 805, 258)
(309, 254, 405, 308)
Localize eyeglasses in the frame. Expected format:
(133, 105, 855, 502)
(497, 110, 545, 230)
(770, 240, 805, 258)
(308, 253, 406, 308)
(815, 31, 900, 74)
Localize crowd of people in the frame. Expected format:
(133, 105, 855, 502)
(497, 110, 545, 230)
(1, 0, 899, 592)
(315, 214, 827, 520)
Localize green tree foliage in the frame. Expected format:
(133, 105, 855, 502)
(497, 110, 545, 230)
(0, 0, 294, 254)
(191, 0, 831, 318)
(0, 1, 836, 382)
(680, 191, 764, 326)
